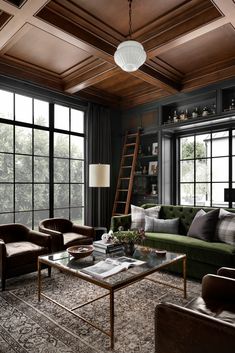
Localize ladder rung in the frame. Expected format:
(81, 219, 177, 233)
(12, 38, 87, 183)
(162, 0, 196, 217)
(121, 166, 132, 169)
(116, 201, 126, 204)
(113, 213, 125, 216)
(120, 177, 130, 180)
(123, 154, 134, 157)
(127, 133, 137, 138)
(125, 143, 136, 147)
(117, 189, 128, 191)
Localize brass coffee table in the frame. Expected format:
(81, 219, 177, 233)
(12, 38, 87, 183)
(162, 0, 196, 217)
(38, 247, 186, 349)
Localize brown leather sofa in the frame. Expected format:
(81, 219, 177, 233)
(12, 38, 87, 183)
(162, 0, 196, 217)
(39, 218, 95, 252)
(0, 223, 51, 290)
(155, 267, 235, 353)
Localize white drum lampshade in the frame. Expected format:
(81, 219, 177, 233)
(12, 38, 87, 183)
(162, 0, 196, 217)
(89, 164, 110, 188)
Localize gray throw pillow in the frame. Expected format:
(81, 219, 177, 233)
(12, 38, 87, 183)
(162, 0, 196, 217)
(131, 205, 161, 230)
(145, 216, 179, 234)
(187, 208, 219, 241)
(215, 215, 235, 245)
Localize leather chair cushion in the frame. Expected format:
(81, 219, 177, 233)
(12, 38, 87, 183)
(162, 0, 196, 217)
(186, 297, 235, 325)
(63, 232, 93, 247)
(6, 241, 47, 267)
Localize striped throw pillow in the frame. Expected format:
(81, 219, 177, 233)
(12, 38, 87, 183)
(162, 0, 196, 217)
(130, 205, 161, 230)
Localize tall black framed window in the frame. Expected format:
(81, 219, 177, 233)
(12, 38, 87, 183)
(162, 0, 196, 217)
(0, 89, 85, 228)
(179, 129, 234, 208)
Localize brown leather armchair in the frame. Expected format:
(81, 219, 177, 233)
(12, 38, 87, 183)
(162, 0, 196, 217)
(0, 223, 51, 291)
(155, 268, 235, 353)
(38, 218, 95, 252)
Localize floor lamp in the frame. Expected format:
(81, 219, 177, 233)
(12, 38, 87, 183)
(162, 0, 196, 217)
(89, 164, 110, 227)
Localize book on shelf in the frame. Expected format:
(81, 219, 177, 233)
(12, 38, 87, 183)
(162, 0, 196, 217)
(80, 256, 145, 279)
(93, 240, 123, 253)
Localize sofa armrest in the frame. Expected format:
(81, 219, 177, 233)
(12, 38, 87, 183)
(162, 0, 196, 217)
(110, 214, 131, 232)
(72, 224, 95, 238)
(27, 230, 51, 249)
(155, 302, 235, 353)
(202, 274, 235, 301)
(217, 267, 235, 279)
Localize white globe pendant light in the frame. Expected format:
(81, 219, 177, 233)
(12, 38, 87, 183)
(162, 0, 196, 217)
(114, 0, 146, 72)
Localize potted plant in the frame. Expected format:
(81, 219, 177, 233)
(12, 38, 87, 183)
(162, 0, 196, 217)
(113, 228, 146, 256)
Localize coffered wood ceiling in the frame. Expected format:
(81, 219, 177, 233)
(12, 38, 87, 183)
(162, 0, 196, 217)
(0, 0, 235, 109)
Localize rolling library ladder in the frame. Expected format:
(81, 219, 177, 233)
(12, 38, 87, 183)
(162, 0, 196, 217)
(112, 130, 140, 216)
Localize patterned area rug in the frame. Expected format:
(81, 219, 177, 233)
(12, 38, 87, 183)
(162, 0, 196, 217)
(0, 269, 201, 353)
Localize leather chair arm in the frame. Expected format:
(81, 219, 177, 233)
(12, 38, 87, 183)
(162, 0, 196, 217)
(27, 230, 51, 249)
(0, 239, 6, 277)
(72, 224, 95, 238)
(155, 302, 235, 353)
(217, 267, 235, 279)
(202, 274, 235, 301)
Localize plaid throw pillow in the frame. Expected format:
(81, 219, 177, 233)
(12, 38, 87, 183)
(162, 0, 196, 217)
(145, 216, 179, 234)
(130, 205, 161, 230)
(215, 215, 235, 245)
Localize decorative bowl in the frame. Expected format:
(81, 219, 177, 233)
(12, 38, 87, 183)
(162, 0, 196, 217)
(67, 245, 94, 259)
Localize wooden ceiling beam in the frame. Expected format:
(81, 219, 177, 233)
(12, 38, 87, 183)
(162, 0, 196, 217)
(0, 0, 49, 49)
(212, 0, 235, 26)
(64, 64, 119, 94)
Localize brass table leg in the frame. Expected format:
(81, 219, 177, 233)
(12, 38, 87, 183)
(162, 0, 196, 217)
(110, 290, 114, 349)
(183, 257, 187, 299)
(38, 259, 41, 302)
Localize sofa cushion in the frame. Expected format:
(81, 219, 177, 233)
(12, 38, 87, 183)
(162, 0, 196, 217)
(145, 232, 235, 267)
(130, 204, 160, 230)
(187, 209, 219, 241)
(215, 215, 235, 245)
(145, 216, 179, 234)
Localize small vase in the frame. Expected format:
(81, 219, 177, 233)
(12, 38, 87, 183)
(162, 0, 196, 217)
(123, 242, 136, 256)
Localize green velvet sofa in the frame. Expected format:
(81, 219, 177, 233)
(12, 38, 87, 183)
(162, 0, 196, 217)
(111, 204, 235, 280)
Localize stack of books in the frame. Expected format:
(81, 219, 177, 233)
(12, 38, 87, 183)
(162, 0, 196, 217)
(93, 240, 123, 254)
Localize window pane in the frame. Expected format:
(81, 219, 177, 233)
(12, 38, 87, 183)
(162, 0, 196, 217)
(71, 136, 84, 159)
(15, 211, 32, 228)
(15, 184, 32, 211)
(15, 126, 32, 154)
(233, 183, 235, 209)
(34, 99, 49, 126)
(54, 104, 69, 130)
(71, 109, 84, 133)
(180, 136, 194, 160)
(196, 159, 210, 182)
(15, 155, 32, 182)
(212, 183, 228, 207)
(196, 134, 211, 158)
(71, 207, 84, 224)
(0, 90, 13, 120)
(0, 185, 13, 212)
(212, 157, 228, 182)
(212, 131, 229, 157)
(71, 160, 84, 182)
(33, 210, 49, 229)
(54, 158, 69, 182)
(0, 124, 13, 152)
(233, 130, 235, 155)
(233, 156, 235, 181)
(54, 184, 69, 208)
(54, 133, 69, 157)
(34, 130, 49, 156)
(15, 94, 32, 123)
(0, 213, 14, 224)
(180, 184, 194, 205)
(180, 160, 194, 182)
(71, 184, 84, 206)
(34, 184, 49, 209)
(196, 183, 211, 207)
(54, 208, 69, 219)
(0, 154, 13, 182)
(34, 157, 49, 182)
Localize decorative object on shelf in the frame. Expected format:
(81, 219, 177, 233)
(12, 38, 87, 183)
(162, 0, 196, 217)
(114, 229, 146, 256)
(192, 107, 199, 118)
(211, 103, 216, 115)
(152, 142, 158, 155)
(114, 0, 146, 72)
(142, 165, 147, 174)
(67, 245, 94, 259)
(202, 107, 209, 117)
(229, 98, 235, 111)
(147, 145, 151, 155)
(151, 184, 157, 195)
(149, 161, 158, 175)
(173, 110, 178, 122)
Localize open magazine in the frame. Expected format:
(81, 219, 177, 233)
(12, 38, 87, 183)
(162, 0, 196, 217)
(80, 256, 145, 279)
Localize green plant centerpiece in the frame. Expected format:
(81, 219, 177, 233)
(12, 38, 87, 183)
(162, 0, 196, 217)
(113, 227, 146, 256)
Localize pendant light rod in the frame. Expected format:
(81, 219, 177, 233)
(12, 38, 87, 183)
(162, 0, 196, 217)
(128, 0, 133, 38)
